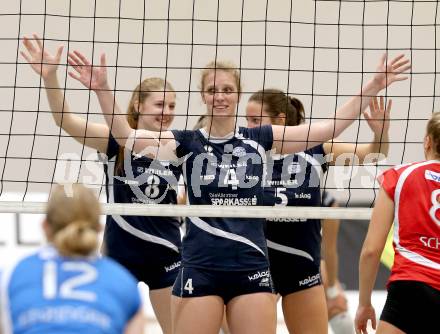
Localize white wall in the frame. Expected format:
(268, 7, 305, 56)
(0, 0, 438, 204)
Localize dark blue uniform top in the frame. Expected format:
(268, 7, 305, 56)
(102, 135, 182, 262)
(264, 144, 328, 263)
(172, 126, 273, 271)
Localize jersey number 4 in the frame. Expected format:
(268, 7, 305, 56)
(184, 278, 194, 295)
(224, 168, 239, 190)
(43, 261, 98, 302)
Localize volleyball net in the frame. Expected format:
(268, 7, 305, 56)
(0, 0, 437, 218)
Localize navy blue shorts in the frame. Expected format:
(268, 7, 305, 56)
(103, 221, 181, 290)
(380, 280, 440, 333)
(172, 266, 275, 304)
(110, 253, 181, 290)
(268, 248, 321, 296)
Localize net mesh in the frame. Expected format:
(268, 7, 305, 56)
(0, 0, 437, 213)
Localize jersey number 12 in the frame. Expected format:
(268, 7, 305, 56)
(43, 261, 98, 302)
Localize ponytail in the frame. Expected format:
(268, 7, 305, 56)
(249, 89, 305, 126)
(53, 220, 99, 257)
(287, 96, 305, 126)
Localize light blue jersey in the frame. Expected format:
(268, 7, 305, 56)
(171, 126, 273, 270)
(0, 246, 141, 334)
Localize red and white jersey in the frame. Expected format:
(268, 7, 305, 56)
(380, 160, 440, 291)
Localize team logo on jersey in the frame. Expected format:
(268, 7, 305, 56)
(259, 277, 271, 287)
(232, 146, 246, 157)
(164, 261, 181, 272)
(248, 269, 270, 281)
(287, 162, 301, 174)
(425, 170, 440, 183)
(133, 152, 143, 159)
(294, 192, 311, 200)
(420, 236, 440, 249)
(118, 137, 184, 204)
(204, 145, 214, 155)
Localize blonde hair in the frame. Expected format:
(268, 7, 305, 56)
(116, 77, 175, 174)
(47, 184, 101, 257)
(200, 60, 242, 97)
(193, 114, 207, 130)
(426, 112, 440, 156)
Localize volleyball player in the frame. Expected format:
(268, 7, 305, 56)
(246, 84, 397, 333)
(189, 113, 232, 334)
(21, 35, 181, 334)
(0, 184, 144, 334)
(355, 113, 440, 334)
(68, 50, 408, 334)
(321, 191, 355, 334)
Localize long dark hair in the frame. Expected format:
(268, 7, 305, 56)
(248, 89, 305, 126)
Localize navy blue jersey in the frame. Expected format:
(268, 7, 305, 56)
(0, 246, 141, 334)
(321, 190, 336, 208)
(172, 126, 273, 271)
(103, 135, 182, 262)
(264, 144, 327, 263)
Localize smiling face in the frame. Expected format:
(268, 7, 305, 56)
(137, 91, 176, 131)
(201, 70, 239, 119)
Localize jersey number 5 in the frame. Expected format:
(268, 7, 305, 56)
(275, 187, 288, 206)
(43, 261, 98, 302)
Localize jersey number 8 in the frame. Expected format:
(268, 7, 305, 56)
(429, 189, 440, 227)
(145, 174, 161, 199)
(43, 261, 98, 302)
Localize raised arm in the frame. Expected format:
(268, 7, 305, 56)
(21, 34, 109, 152)
(324, 96, 392, 164)
(68, 51, 177, 160)
(273, 54, 410, 155)
(355, 188, 394, 334)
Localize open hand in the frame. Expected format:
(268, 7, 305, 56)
(355, 304, 376, 334)
(21, 34, 63, 79)
(364, 96, 392, 136)
(373, 54, 411, 90)
(68, 51, 108, 91)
